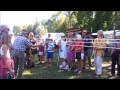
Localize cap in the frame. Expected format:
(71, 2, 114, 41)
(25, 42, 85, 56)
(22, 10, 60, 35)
(83, 30, 87, 33)
(76, 34, 82, 40)
(61, 33, 65, 37)
(115, 32, 120, 36)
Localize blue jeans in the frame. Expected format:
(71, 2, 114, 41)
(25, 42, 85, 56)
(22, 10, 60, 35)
(14, 50, 25, 79)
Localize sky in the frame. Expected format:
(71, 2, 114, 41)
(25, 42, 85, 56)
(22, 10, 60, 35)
(0, 11, 58, 30)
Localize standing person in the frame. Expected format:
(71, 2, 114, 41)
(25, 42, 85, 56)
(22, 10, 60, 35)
(74, 34, 84, 75)
(13, 29, 39, 79)
(46, 39, 54, 67)
(67, 32, 75, 71)
(0, 25, 12, 59)
(58, 33, 68, 70)
(28, 32, 37, 67)
(37, 34, 45, 64)
(45, 34, 52, 63)
(0, 34, 14, 79)
(82, 30, 92, 71)
(111, 32, 120, 78)
(93, 30, 107, 77)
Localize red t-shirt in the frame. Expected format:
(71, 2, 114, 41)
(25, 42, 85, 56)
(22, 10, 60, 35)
(75, 40, 84, 53)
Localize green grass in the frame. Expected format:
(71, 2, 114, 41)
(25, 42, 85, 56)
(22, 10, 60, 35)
(22, 54, 119, 79)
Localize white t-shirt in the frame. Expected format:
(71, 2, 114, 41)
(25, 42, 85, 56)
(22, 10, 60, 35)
(47, 42, 54, 52)
(0, 45, 11, 59)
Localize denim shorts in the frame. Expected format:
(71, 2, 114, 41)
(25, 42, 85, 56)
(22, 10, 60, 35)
(76, 52, 84, 60)
(47, 52, 53, 59)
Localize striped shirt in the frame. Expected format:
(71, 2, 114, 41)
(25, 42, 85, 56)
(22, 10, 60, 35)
(13, 36, 33, 52)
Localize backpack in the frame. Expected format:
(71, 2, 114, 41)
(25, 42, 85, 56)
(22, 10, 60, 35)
(0, 58, 14, 79)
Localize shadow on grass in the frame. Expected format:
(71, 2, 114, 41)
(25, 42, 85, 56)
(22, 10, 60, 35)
(22, 54, 119, 79)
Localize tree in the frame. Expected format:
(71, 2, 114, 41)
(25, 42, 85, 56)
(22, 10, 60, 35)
(13, 25, 22, 36)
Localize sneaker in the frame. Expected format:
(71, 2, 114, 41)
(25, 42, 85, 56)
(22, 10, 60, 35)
(68, 68, 72, 71)
(112, 74, 115, 77)
(74, 69, 78, 73)
(88, 68, 91, 71)
(77, 71, 82, 75)
(96, 75, 101, 78)
(83, 67, 86, 71)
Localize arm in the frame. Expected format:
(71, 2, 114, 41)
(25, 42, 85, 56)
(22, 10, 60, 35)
(25, 38, 39, 47)
(96, 39, 107, 49)
(93, 39, 100, 49)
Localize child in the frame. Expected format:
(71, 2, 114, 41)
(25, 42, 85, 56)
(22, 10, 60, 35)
(74, 34, 84, 75)
(58, 33, 69, 70)
(46, 39, 54, 67)
(37, 37, 45, 64)
(67, 33, 75, 71)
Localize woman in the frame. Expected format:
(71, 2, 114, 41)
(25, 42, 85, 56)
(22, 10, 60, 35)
(93, 30, 106, 77)
(74, 34, 84, 75)
(0, 34, 14, 79)
(28, 32, 37, 67)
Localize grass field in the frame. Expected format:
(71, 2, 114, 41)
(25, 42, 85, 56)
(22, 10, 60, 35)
(22, 53, 119, 79)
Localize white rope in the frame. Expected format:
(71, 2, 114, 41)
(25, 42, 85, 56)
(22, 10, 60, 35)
(66, 41, 120, 43)
(66, 44, 120, 49)
(65, 38, 120, 40)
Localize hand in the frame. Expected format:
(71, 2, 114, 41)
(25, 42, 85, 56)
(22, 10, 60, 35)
(9, 70, 14, 75)
(60, 49, 63, 52)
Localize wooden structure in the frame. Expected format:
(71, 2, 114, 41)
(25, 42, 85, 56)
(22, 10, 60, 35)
(66, 28, 82, 35)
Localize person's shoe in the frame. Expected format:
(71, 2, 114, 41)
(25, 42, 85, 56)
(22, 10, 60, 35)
(112, 74, 115, 77)
(96, 75, 101, 78)
(77, 71, 82, 75)
(74, 69, 78, 73)
(88, 67, 91, 71)
(82, 67, 86, 71)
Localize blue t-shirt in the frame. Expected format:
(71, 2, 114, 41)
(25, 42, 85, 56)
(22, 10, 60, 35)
(83, 36, 92, 51)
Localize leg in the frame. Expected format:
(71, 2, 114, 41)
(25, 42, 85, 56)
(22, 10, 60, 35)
(49, 52, 53, 67)
(96, 56, 103, 76)
(13, 52, 18, 77)
(83, 52, 86, 70)
(80, 53, 84, 72)
(111, 52, 117, 76)
(116, 53, 120, 77)
(94, 56, 97, 74)
(17, 52, 25, 79)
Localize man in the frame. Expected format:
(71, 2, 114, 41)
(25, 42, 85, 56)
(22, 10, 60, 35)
(111, 32, 120, 78)
(13, 29, 39, 79)
(82, 30, 92, 70)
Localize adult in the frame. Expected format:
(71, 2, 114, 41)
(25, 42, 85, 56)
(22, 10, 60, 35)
(67, 32, 75, 71)
(0, 24, 10, 48)
(13, 29, 39, 79)
(93, 30, 107, 77)
(111, 32, 120, 78)
(0, 34, 14, 79)
(82, 30, 92, 70)
(28, 32, 37, 67)
(74, 34, 84, 74)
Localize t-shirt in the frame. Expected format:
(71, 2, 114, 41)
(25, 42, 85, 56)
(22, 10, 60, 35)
(37, 38, 44, 52)
(45, 38, 52, 49)
(83, 36, 92, 51)
(75, 40, 84, 53)
(47, 42, 54, 52)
